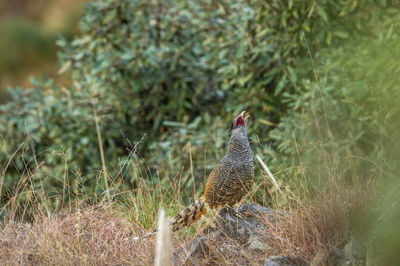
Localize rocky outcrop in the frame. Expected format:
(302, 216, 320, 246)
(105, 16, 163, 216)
(174, 204, 308, 265)
(326, 238, 366, 266)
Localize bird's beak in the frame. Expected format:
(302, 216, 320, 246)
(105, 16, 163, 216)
(240, 111, 250, 121)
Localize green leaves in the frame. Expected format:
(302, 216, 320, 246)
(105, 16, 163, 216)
(317, 6, 329, 22)
(1, 0, 398, 204)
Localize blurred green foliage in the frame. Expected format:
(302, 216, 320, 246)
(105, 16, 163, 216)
(0, 1, 84, 102)
(0, 0, 398, 195)
(0, 0, 400, 262)
(0, 19, 57, 101)
(0, 19, 55, 73)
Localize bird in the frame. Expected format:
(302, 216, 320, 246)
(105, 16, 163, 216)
(170, 111, 254, 232)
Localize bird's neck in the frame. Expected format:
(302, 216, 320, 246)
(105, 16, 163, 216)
(227, 128, 251, 157)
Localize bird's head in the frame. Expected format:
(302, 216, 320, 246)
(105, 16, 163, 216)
(231, 111, 250, 132)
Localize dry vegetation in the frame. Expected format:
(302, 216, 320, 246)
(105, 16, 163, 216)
(268, 184, 371, 263)
(0, 152, 374, 265)
(0, 204, 155, 264)
(0, 1, 398, 265)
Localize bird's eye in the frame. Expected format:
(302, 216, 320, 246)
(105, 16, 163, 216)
(236, 118, 244, 125)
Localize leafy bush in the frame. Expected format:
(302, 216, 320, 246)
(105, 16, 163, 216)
(1, 0, 399, 204)
(269, 6, 400, 182)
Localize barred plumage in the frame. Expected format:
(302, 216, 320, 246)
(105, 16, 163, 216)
(170, 111, 254, 232)
(170, 196, 207, 232)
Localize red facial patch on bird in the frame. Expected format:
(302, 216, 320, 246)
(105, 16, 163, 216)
(236, 117, 244, 126)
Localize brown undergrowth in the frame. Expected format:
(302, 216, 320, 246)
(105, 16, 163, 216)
(0, 205, 150, 264)
(266, 183, 370, 263)
(0, 181, 371, 265)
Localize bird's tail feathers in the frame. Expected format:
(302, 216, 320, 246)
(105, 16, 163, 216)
(170, 196, 207, 232)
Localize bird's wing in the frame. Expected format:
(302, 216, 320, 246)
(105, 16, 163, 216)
(203, 160, 236, 207)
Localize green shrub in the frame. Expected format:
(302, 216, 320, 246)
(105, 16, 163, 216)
(269, 7, 400, 183)
(0, 0, 398, 204)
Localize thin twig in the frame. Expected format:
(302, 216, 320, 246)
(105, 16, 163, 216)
(255, 154, 282, 193)
(189, 143, 196, 195)
(91, 97, 109, 198)
(302, 32, 334, 145)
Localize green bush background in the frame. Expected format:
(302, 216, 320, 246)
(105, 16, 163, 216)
(0, 0, 400, 262)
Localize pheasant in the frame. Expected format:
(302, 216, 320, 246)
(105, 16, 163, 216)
(170, 111, 254, 231)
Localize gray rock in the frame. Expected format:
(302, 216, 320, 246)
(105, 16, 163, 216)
(326, 238, 366, 266)
(344, 238, 365, 262)
(248, 235, 268, 252)
(174, 204, 292, 265)
(264, 255, 308, 266)
(213, 204, 289, 244)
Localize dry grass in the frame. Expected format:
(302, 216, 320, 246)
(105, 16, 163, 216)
(0, 134, 376, 265)
(0, 203, 157, 265)
(0, 185, 371, 265)
(0, 158, 375, 266)
(264, 183, 371, 263)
